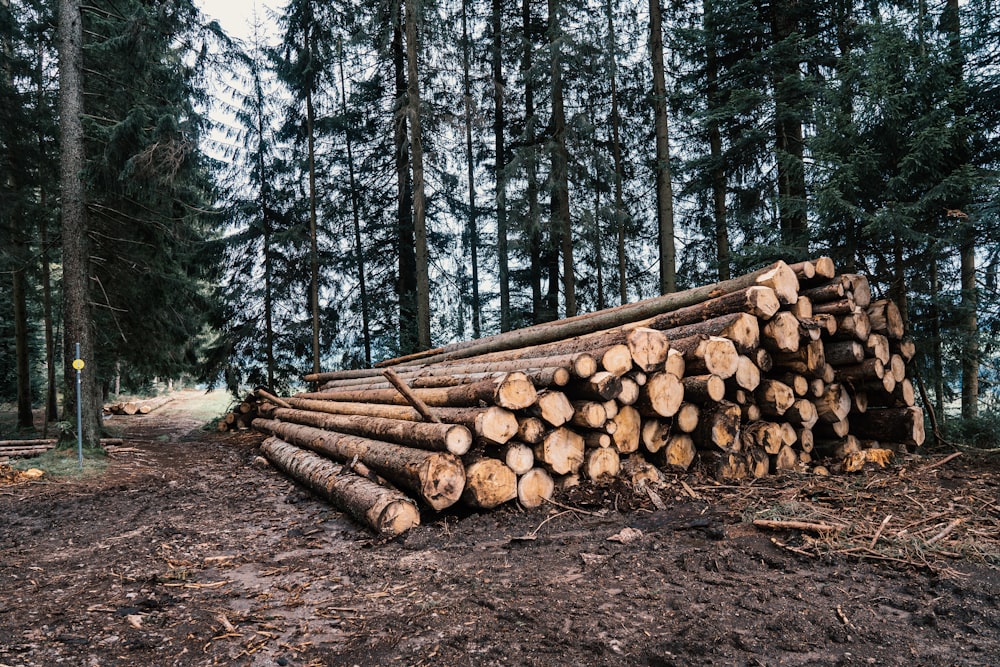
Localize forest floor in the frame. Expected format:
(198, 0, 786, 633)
(1, 389, 999, 667)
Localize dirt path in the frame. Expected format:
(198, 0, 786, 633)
(1, 391, 999, 666)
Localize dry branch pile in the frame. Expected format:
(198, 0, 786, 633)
(245, 258, 924, 536)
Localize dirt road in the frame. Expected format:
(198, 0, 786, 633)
(1, 390, 998, 666)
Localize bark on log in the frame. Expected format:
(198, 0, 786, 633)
(516, 417, 548, 445)
(697, 400, 742, 450)
(865, 334, 891, 365)
(670, 335, 739, 378)
(851, 407, 925, 447)
(761, 312, 801, 353)
(528, 391, 576, 427)
(841, 274, 872, 309)
(261, 437, 420, 536)
(657, 312, 760, 354)
(253, 419, 465, 510)
(746, 446, 770, 478)
(755, 379, 796, 417)
(728, 356, 761, 392)
(682, 374, 726, 404)
(271, 407, 472, 455)
(825, 340, 865, 366)
(741, 420, 784, 455)
(835, 358, 884, 383)
(661, 434, 696, 469)
(571, 401, 608, 429)
(566, 371, 623, 401)
(301, 372, 537, 410)
(835, 310, 871, 342)
(866, 299, 904, 339)
(814, 383, 852, 423)
(772, 340, 826, 377)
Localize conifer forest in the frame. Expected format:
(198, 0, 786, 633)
(1, 0, 999, 446)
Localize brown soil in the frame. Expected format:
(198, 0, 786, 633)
(2, 390, 999, 666)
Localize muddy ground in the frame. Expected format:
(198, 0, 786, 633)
(2, 390, 999, 667)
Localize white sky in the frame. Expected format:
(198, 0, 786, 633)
(196, 0, 276, 42)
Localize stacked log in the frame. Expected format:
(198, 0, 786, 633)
(245, 258, 924, 533)
(104, 395, 174, 416)
(217, 392, 269, 432)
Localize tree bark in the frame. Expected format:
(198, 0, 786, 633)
(405, 0, 431, 350)
(262, 437, 420, 536)
(393, 11, 418, 355)
(59, 0, 101, 446)
(461, 0, 481, 338)
(648, 0, 676, 293)
(604, 0, 629, 305)
(548, 0, 575, 317)
(492, 0, 511, 331)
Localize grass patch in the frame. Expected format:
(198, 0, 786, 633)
(11, 444, 109, 478)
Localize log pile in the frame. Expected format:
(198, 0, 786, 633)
(245, 258, 924, 535)
(0, 437, 125, 460)
(104, 395, 174, 416)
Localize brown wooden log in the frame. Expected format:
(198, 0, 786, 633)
(813, 256, 836, 279)
(745, 446, 771, 478)
(620, 453, 664, 487)
(811, 314, 838, 336)
(657, 312, 760, 354)
(835, 310, 871, 341)
(0, 446, 55, 457)
(696, 400, 742, 450)
(584, 432, 613, 449)
(761, 312, 801, 353)
(801, 281, 845, 303)
(516, 417, 547, 445)
(617, 377, 641, 405)
(740, 402, 762, 422)
(866, 378, 916, 408)
(626, 328, 671, 372)
(798, 428, 814, 453)
(252, 419, 464, 510)
(771, 340, 826, 377)
(683, 374, 726, 404)
(571, 401, 608, 429)
(751, 348, 773, 373)
(888, 354, 906, 383)
(271, 408, 472, 455)
(864, 334, 891, 365)
(835, 358, 884, 383)
(851, 407, 925, 447)
(462, 456, 518, 509)
(602, 399, 620, 420)
(893, 338, 916, 362)
(824, 340, 865, 366)
(864, 301, 903, 341)
(785, 398, 819, 428)
(374, 262, 798, 369)
(664, 348, 686, 378)
(661, 434, 696, 469)
(566, 371, 623, 402)
(283, 397, 518, 447)
(755, 379, 796, 417)
(533, 427, 585, 475)
(814, 417, 851, 439)
(741, 420, 784, 455)
(582, 447, 620, 480)
(598, 344, 634, 376)
(528, 391, 576, 427)
(635, 371, 684, 418)
(517, 468, 555, 508)
(668, 334, 739, 378)
(773, 445, 799, 471)
(774, 372, 808, 397)
(814, 434, 861, 459)
(626, 369, 648, 386)
(610, 405, 641, 454)
(814, 383, 852, 423)
(839, 274, 871, 308)
(261, 437, 420, 536)
(301, 372, 537, 411)
(791, 295, 813, 320)
(501, 442, 535, 475)
(675, 402, 700, 433)
(788, 259, 816, 281)
(812, 295, 856, 317)
(641, 419, 670, 454)
(702, 450, 749, 481)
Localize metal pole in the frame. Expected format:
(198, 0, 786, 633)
(76, 342, 83, 469)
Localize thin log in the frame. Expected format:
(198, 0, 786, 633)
(501, 442, 535, 475)
(382, 369, 441, 422)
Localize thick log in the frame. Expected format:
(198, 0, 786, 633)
(565, 371, 623, 402)
(284, 398, 518, 446)
(774, 372, 808, 397)
(742, 420, 784, 454)
(641, 419, 670, 454)
(670, 335, 739, 378)
(664, 348, 686, 378)
(635, 371, 684, 418)
(528, 391, 576, 427)
(661, 434, 696, 469)
(851, 407, 925, 447)
(620, 454, 664, 487)
(501, 442, 535, 475)
(835, 358, 884, 383)
(813, 256, 836, 279)
(374, 262, 798, 368)
(791, 295, 813, 320)
(610, 405, 641, 454)
(755, 379, 796, 417)
(626, 327, 670, 372)
(727, 356, 761, 392)
(784, 399, 819, 428)
(812, 296, 856, 317)
(841, 274, 872, 309)
(801, 281, 845, 303)
(888, 354, 906, 383)
(582, 447, 620, 480)
(866, 378, 916, 408)
(814, 383, 852, 423)
(683, 374, 726, 404)
(761, 312, 801, 353)
(597, 344, 634, 376)
(834, 310, 871, 341)
(811, 314, 838, 336)
(571, 401, 608, 429)
(517, 468, 554, 508)
(746, 446, 771, 478)
(516, 417, 547, 445)
(301, 372, 537, 411)
(814, 417, 851, 439)
(864, 334, 891, 365)
(773, 445, 799, 471)
(382, 369, 442, 422)
(271, 407, 472, 455)
(696, 400, 742, 450)
(462, 456, 518, 509)
(261, 437, 420, 536)
(253, 419, 464, 510)
(534, 427, 585, 475)
(658, 312, 760, 354)
(824, 340, 865, 366)
(772, 340, 826, 377)
(866, 300, 904, 339)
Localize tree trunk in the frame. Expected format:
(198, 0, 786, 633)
(704, 0, 729, 281)
(262, 437, 420, 536)
(59, 0, 101, 446)
(405, 0, 431, 350)
(604, 0, 629, 305)
(338, 40, 372, 365)
(254, 419, 465, 510)
(393, 13, 418, 355)
(648, 0, 676, 294)
(548, 0, 575, 318)
(493, 0, 511, 331)
(304, 11, 321, 375)
(522, 0, 544, 323)
(301, 372, 537, 410)
(461, 0, 481, 338)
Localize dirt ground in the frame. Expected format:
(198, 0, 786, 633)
(2, 390, 999, 667)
